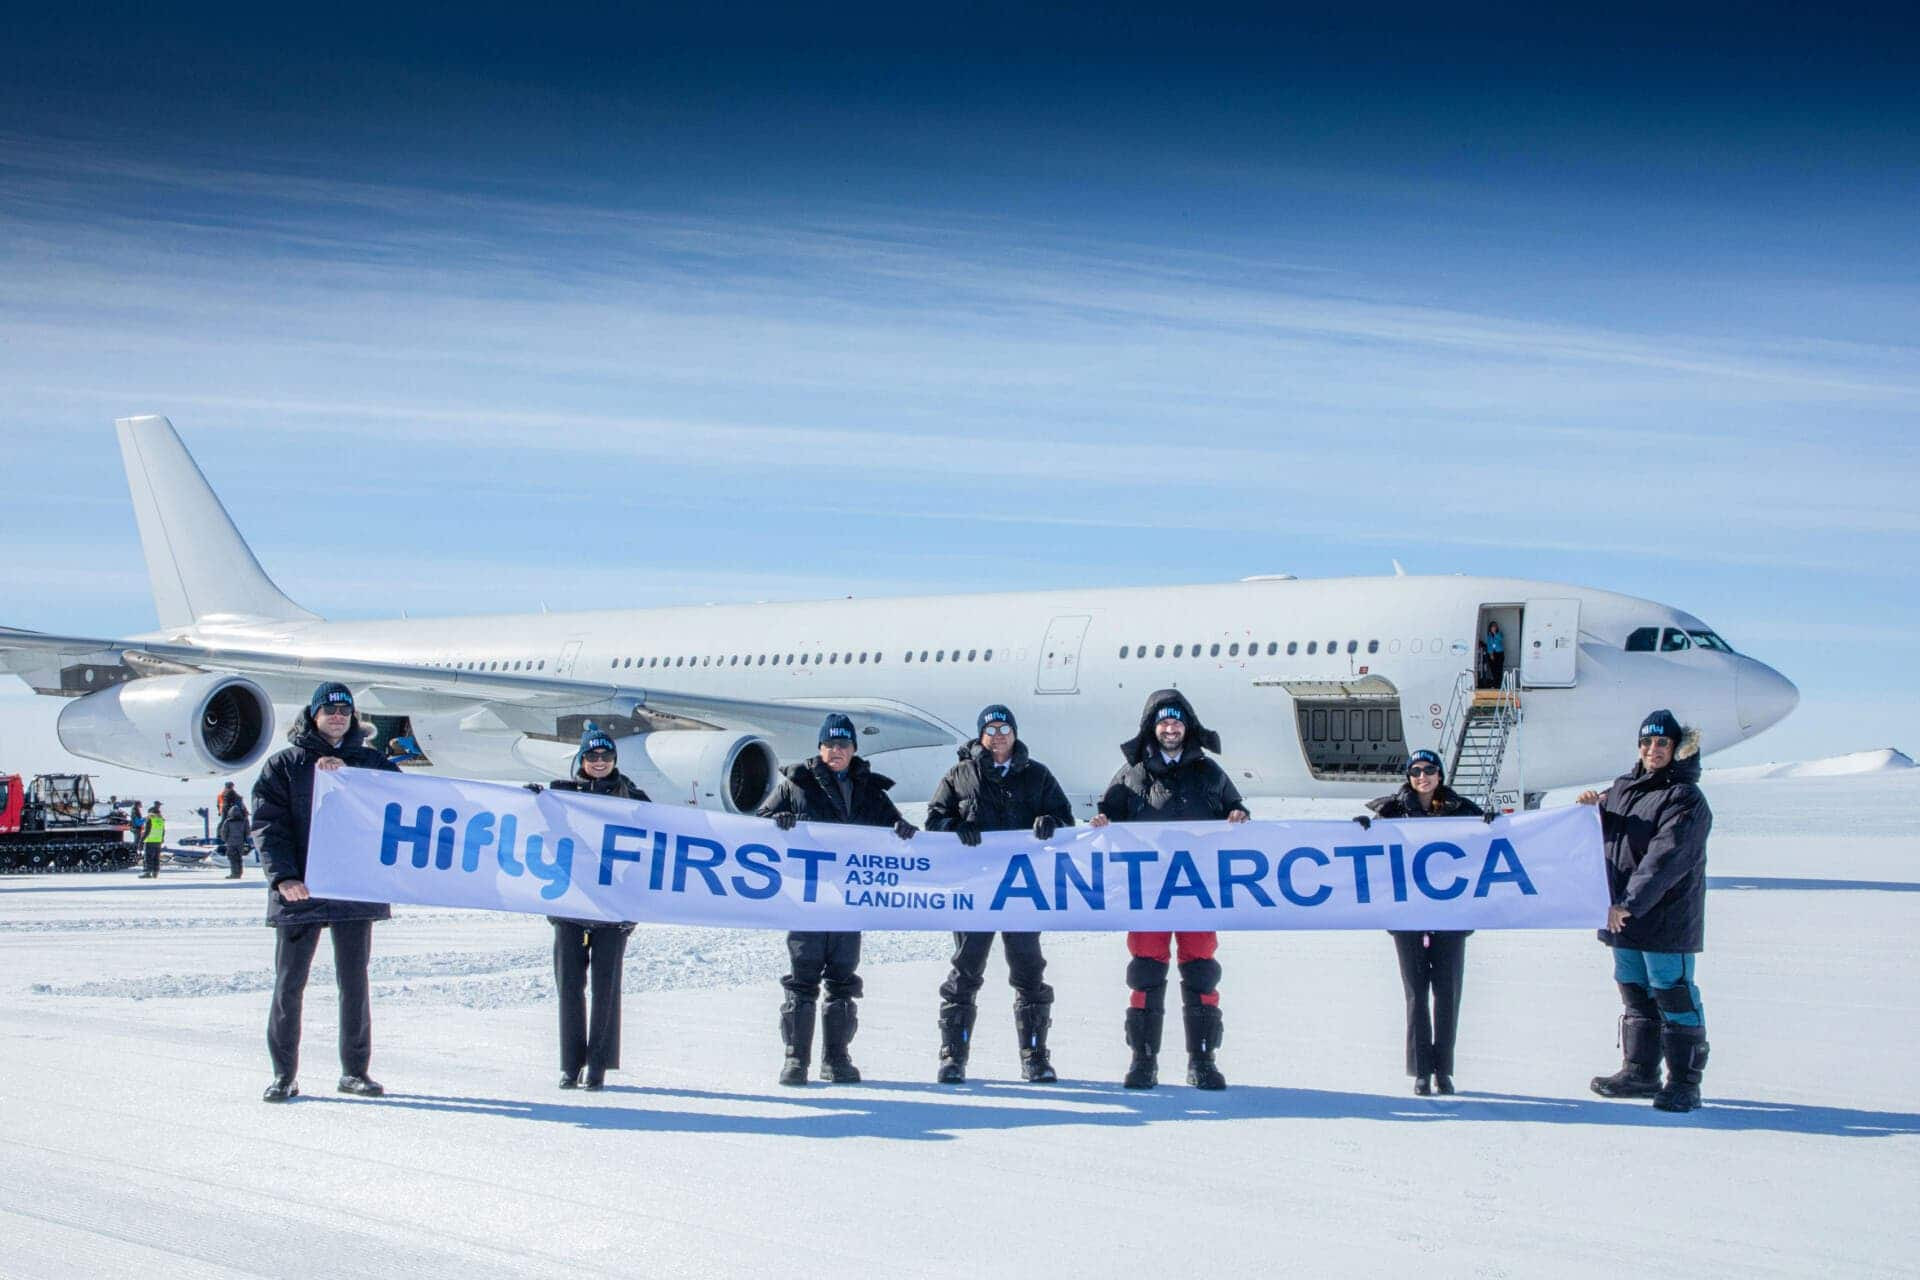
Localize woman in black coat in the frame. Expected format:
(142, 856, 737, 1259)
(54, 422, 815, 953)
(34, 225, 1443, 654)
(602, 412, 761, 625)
(1358, 748, 1488, 1096)
(538, 724, 648, 1091)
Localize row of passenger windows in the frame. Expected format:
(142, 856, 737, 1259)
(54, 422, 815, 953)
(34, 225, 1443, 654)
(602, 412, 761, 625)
(607, 648, 998, 670)
(428, 659, 546, 672)
(1120, 639, 1384, 659)
(1624, 627, 1735, 654)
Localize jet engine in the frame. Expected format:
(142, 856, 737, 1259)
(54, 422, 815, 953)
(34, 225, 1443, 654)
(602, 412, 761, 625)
(615, 731, 779, 814)
(56, 674, 275, 777)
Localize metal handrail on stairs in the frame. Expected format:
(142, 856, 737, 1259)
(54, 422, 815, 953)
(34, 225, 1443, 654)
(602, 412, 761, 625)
(1441, 670, 1523, 810)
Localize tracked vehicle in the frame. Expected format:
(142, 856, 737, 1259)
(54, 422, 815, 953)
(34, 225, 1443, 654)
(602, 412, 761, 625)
(0, 772, 137, 873)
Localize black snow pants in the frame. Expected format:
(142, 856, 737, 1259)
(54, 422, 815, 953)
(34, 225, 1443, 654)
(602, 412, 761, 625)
(939, 932, 1052, 1008)
(554, 922, 629, 1075)
(782, 931, 863, 1004)
(268, 920, 374, 1080)
(1392, 930, 1467, 1077)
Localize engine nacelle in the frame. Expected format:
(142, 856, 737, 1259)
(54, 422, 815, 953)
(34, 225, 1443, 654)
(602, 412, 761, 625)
(615, 731, 779, 814)
(57, 674, 275, 778)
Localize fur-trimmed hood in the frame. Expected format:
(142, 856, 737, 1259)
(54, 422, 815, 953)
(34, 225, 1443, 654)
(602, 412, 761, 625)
(1120, 689, 1222, 765)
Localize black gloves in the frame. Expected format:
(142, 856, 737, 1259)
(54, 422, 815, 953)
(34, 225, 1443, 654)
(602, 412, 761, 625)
(955, 821, 983, 847)
(1352, 814, 1372, 830)
(523, 782, 544, 794)
(1483, 810, 1499, 824)
(773, 812, 798, 831)
(1033, 815, 1057, 841)
(894, 819, 918, 840)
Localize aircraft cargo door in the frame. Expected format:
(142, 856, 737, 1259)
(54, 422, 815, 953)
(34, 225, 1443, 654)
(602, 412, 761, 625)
(1520, 598, 1579, 687)
(1035, 615, 1091, 694)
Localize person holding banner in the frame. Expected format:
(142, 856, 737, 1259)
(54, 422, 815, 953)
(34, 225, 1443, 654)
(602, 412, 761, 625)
(761, 713, 918, 1086)
(1090, 690, 1248, 1091)
(252, 682, 401, 1103)
(924, 704, 1076, 1085)
(1579, 709, 1713, 1114)
(535, 724, 647, 1091)
(1356, 748, 1491, 1096)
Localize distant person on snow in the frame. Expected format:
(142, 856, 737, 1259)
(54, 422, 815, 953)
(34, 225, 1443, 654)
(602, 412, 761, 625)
(760, 712, 917, 1086)
(252, 682, 401, 1104)
(139, 802, 166, 878)
(1090, 690, 1249, 1091)
(1579, 708, 1713, 1113)
(531, 723, 648, 1091)
(219, 789, 250, 879)
(127, 801, 145, 871)
(923, 704, 1076, 1085)
(1354, 748, 1495, 1096)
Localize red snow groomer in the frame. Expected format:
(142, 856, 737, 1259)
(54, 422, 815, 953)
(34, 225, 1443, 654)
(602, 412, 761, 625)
(0, 772, 138, 873)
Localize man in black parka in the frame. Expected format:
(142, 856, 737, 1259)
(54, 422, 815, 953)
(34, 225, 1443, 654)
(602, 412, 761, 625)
(760, 712, 917, 1086)
(251, 682, 400, 1103)
(1578, 708, 1714, 1113)
(537, 723, 648, 1091)
(1089, 689, 1249, 1091)
(924, 704, 1076, 1084)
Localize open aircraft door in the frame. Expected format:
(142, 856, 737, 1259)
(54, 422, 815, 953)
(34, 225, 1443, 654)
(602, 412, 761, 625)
(1520, 598, 1579, 687)
(1035, 615, 1091, 693)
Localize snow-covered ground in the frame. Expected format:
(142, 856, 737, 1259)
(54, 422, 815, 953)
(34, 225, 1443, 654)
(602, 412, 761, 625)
(2, 760, 1916, 1278)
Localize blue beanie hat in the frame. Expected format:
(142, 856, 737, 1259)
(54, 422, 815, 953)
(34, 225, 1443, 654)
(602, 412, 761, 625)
(579, 722, 617, 758)
(977, 704, 1017, 735)
(819, 713, 858, 746)
(1407, 748, 1444, 777)
(1638, 709, 1682, 742)
(308, 682, 354, 715)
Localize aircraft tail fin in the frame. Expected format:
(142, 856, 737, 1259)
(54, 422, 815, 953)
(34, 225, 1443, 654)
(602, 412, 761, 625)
(114, 415, 321, 629)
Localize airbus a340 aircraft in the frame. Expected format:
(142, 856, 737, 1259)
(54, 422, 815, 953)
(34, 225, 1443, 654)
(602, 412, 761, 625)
(1, 417, 1797, 814)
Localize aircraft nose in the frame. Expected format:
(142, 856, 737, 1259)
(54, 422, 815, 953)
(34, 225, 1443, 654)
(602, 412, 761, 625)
(1736, 660, 1799, 734)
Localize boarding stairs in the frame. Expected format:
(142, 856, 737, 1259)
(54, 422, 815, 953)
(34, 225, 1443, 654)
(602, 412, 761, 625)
(1440, 670, 1522, 811)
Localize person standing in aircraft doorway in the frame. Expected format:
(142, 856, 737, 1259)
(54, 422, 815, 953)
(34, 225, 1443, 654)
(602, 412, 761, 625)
(761, 713, 918, 1086)
(924, 704, 1076, 1084)
(1090, 690, 1249, 1090)
(1482, 621, 1507, 688)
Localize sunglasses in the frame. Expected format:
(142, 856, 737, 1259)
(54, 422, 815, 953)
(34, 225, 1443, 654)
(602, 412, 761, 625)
(981, 723, 1013, 737)
(314, 704, 355, 717)
(581, 749, 616, 762)
(1637, 736, 1673, 749)
(821, 738, 855, 749)
(1407, 765, 1440, 777)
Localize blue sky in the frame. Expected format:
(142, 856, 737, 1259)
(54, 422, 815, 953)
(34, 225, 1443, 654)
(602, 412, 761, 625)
(2, 6, 1915, 767)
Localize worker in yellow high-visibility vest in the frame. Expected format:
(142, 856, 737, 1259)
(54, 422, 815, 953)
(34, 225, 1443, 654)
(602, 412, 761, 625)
(139, 802, 166, 879)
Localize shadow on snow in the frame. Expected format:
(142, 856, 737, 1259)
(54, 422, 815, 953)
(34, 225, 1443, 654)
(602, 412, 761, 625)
(340, 1079, 1920, 1141)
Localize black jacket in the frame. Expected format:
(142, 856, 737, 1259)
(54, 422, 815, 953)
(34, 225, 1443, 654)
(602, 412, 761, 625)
(1099, 690, 1245, 822)
(758, 756, 905, 829)
(926, 741, 1076, 834)
(1366, 783, 1483, 940)
(1595, 731, 1712, 953)
(252, 713, 400, 926)
(547, 769, 650, 931)
(219, 798, 251, 851)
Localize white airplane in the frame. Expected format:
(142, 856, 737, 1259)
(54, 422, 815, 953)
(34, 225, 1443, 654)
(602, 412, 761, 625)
(1, 417, 1797, 814)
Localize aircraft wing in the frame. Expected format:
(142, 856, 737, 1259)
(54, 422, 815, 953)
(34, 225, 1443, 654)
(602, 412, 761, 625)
(0, 626, 961, 759)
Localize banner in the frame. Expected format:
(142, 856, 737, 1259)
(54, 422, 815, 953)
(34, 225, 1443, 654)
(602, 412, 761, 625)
(307, 770, 1609, 931)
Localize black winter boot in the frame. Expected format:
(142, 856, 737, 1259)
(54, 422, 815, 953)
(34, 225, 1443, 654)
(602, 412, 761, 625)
(820, 998, 862, 1083)
(1015, 1002, 1056, 1083)
(937, 1003, 976, 1084)
(780, 1000, 815, 1086)
(1653, 1025, 1708, 1113)
(1123, 1007, 1162, 1089)
(1591, 1012, 1664, 1099)
(1183, 1005, 1226, 1091)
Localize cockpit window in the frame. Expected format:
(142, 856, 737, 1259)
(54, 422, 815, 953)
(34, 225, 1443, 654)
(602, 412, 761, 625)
(1660, 628, 1692, 652)
(1625, 626, 1659, 652)
(1688, 630, 1735, 653)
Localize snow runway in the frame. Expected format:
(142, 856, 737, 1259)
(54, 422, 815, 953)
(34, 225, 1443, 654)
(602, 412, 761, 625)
(3, 768, 1916, 1277)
